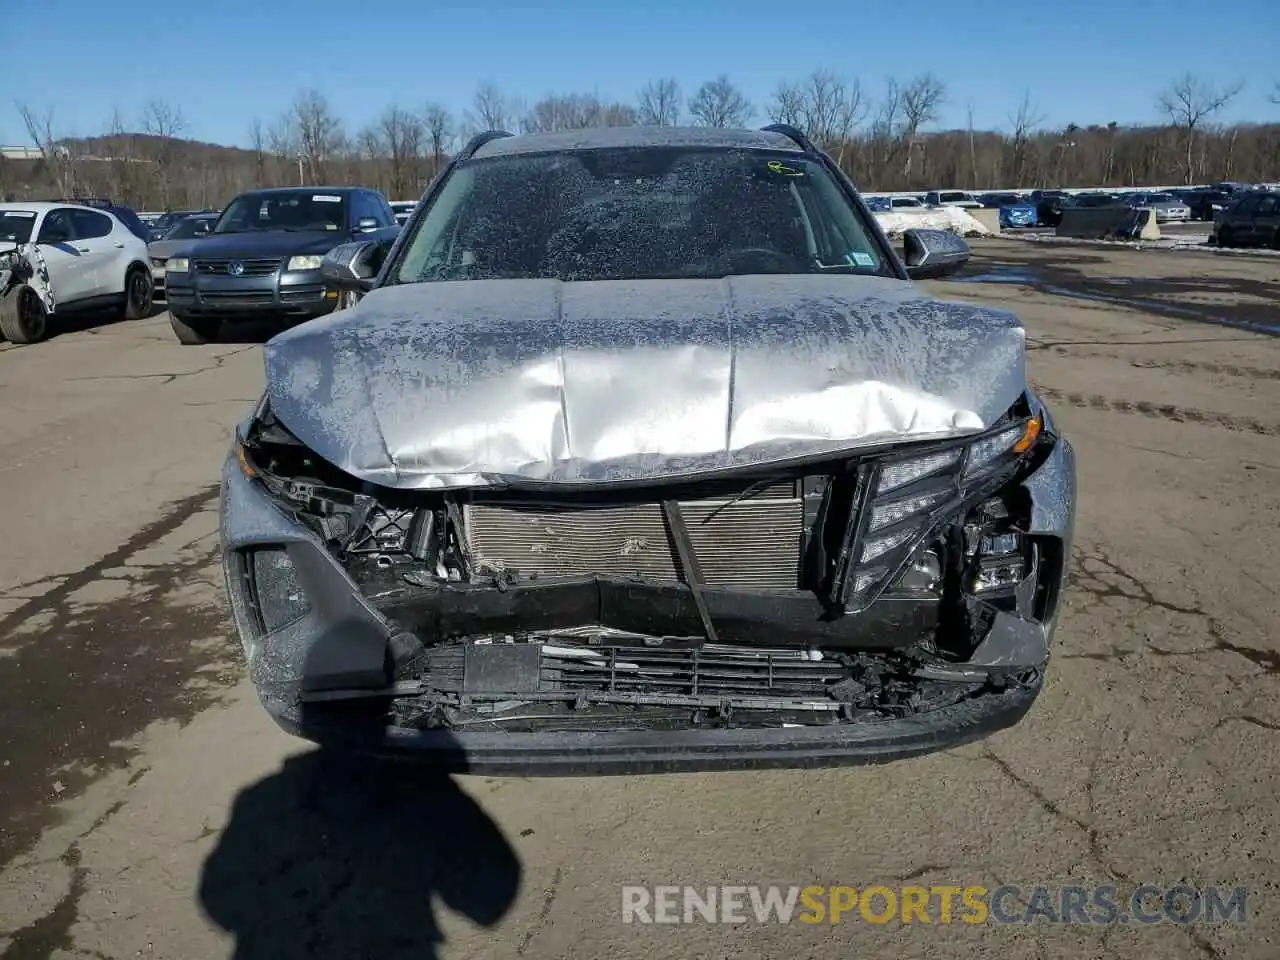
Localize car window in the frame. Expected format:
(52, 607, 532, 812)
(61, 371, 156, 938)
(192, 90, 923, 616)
(37, 209, 76, 243)
(164, 217, 215, 240)
(70, 209, 113, 240)
(395, 147, 890, 284)
(1256, 195, 1278, 215)
(939, 192, 967, 202)
(214, 190, 348, 233)
(0, 210, 38, 244)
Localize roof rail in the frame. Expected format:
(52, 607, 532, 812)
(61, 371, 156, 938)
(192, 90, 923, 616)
(760, 123, 818, 154)
(457, 130, 514, 161)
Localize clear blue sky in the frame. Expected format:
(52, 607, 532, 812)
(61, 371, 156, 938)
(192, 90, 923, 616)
(6, 0, 1277, 148)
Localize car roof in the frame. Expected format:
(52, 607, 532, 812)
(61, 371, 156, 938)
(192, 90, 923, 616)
(1, 201, 86, 212)
(470, 125, 803, 159)
(237, 186, 361, 195)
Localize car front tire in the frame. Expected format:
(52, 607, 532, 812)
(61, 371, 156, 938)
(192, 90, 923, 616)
(0, 283, 50, 344)
(169, 311, 219, 345)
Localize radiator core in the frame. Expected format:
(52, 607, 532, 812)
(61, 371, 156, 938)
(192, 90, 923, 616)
(463, 481, 804, 589)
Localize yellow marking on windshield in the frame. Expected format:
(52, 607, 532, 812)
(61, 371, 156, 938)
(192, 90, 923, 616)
(767, 160, 805, 177)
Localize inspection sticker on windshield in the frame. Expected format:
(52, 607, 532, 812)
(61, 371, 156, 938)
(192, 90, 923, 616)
(848, 251, 876, 267)
(6, 211, 36, 218)
(767, 160, 804, 176)
(312, 194, 342, 202)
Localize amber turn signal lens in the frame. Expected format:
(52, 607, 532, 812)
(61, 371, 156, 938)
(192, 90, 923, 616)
(1013, 417, 1042, 454)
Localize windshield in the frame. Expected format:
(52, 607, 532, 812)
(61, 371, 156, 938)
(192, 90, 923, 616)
(394, 147, 889, 284)
(1147, 193, 1175, 203)
(214, 191, 348, 234)
(938, 192, 969, 202)
(0, 210, 37, 245)
(163, 217, 215, 240)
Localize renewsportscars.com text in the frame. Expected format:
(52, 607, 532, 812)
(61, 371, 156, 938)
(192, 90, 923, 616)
(621, 884, 1249, 926)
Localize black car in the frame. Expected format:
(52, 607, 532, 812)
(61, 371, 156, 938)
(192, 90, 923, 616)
(149, 208, 220, 241)
(1213, 191, 1280, 249)
(163, 186, 400, 343)
(1028, 190, 1069, 228)
(1185, 190, 1234, 221)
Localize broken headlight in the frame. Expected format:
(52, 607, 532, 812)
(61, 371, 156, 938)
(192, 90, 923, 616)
(836, 414, 1045, 612)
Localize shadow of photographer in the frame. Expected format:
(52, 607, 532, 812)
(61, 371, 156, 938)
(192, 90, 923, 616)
(199, 745, 521, 959)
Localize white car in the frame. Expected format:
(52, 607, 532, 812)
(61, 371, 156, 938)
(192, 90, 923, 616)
(924, 190, 983, 209)
(390, 201, 416, 226)
(0, 201, 153, 343)
(889, 195, 926, 209)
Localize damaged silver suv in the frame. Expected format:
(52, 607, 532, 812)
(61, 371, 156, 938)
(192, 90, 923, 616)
(220, 125, 1076, 773)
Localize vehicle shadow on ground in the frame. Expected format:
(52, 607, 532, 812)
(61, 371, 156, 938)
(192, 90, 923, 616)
(41, 301, 169, 340)
(198, 747, 522, 960)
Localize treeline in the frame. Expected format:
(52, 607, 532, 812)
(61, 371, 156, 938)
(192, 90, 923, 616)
(4, 73, 1278, 210)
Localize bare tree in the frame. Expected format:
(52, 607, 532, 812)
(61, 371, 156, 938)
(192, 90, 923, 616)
(291, 89, 345, 183)
(522, 92, 637, 133)
(248, 118, 268, 186)
(899, 74, 945, 182)
(141, 100, 187, 207)
(1008, 91, 1044, 187)
(379, 105, 423, 199)
(637, 78, 682, 126)
(770, 70, 866, 167)
(16, 102, 77, 196)
(422, 102, 453, 179)
(469, 82, 516, 133)
(688, 75, 752, 128)
(1157, 74, 1244, 183)
(869, 78, 903, 169)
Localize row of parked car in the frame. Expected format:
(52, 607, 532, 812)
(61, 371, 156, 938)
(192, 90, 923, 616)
(0, 188, 410, 344)
(865, 181, 1273, 231)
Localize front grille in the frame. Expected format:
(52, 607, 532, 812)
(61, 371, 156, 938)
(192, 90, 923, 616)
(200, 290, 273, 303)
(544, 644, 845, 697)
(464, 481, 803, 589)
(194, 258, 279, 276)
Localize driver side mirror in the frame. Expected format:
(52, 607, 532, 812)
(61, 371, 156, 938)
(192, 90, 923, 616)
(902, 228, 971, 280)
(355, 217, 380, 233)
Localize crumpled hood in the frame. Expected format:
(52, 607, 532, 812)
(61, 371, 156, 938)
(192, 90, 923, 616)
(262, 274, 1027, 489)
(169, 229, 342, 261)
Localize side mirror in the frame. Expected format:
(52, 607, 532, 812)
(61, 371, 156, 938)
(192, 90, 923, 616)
(321, 233, 397, 296)
(355, 217, 380, 233)
(902, 228, 971, 280)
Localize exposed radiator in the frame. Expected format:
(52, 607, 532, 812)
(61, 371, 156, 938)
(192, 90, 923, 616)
(464, 481, 804, 589)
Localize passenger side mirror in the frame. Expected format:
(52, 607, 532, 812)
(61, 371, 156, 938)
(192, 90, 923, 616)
(902, 228, 971, 280)
(355, 217, 380, 233)
(321, 234, 397, 295)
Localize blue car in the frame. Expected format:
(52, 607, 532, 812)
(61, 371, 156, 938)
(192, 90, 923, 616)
(999, 202, 1038, 228)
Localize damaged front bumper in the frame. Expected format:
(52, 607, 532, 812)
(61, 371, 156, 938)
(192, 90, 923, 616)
(219, 404, 1076, 774)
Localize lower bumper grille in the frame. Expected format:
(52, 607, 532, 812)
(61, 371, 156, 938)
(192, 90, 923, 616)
(464, 481, 804, 589)
(422, 641, 847, 700)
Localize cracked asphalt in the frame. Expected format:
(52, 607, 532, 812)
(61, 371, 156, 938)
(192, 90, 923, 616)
(0, 243, 1277, 960)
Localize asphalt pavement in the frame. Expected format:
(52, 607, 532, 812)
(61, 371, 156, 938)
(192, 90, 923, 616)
(0, 240, 1277, 959)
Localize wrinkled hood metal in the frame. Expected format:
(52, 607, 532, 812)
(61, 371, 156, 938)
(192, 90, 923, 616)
(262, 275, 1027, 490)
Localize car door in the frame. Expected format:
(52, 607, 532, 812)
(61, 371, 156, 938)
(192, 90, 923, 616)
(34, 208, 97, 304)
(1228, 196, 1260, 244)
(68, 208, 121, 297)
(1251, 193, 1279, 246)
